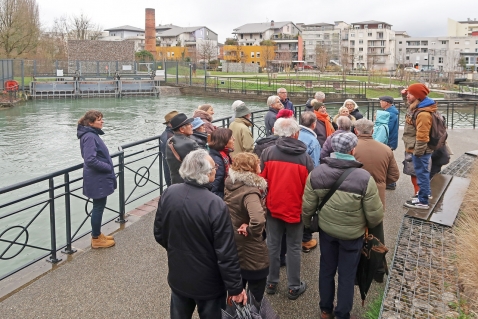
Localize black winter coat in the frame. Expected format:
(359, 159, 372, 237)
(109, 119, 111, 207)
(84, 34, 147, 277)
(165, 133, 199, 184)
(160, 127, 174, 187)
(209, 148, 231, 198)
(154, 181, 243, 300)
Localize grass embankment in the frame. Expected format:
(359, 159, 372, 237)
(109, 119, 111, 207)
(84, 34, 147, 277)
(455, 161, 478, 315)
(363, 291, 383, 319)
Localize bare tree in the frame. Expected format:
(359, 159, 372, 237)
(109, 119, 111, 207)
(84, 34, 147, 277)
(53, 13, 102, 41)
(197, 40, 217, 65)
(315, 43, 330, 72)
(260, 40, 276, 86)
(0, 0, 41, 58)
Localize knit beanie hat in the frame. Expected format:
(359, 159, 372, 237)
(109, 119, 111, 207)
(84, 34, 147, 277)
(232, 100, 251, 118)
(407, 83, 430, 101)
(276, 109, 294, 119)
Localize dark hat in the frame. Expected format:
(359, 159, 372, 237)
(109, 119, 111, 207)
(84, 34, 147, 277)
(163, 110, 179, 124)
(407, 83, 430, 101)
(379, 96, 394, 104)
(170, 113, 194, 130)
(331, 132, 358, 154)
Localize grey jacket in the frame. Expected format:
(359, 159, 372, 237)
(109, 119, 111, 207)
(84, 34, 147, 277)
(264, 107, 279, 136)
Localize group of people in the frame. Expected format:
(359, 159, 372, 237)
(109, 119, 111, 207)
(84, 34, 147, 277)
(77, 84, 448, 319)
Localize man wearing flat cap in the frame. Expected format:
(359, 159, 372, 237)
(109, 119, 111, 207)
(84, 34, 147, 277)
(379, 96, 400, 190)
(302, 132, 383, 319)
(165, 113, 199, 184)
(229, 100, 253, 158)
(401, 83, 436, 209)
(160, 111, 178, 187)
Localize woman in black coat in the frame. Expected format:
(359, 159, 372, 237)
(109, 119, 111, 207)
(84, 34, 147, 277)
(77, 110, 116, 249)
(209, 128, 234, 198)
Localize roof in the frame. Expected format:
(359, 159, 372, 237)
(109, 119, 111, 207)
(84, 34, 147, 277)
(233, 21, 296, 34)
(458, 20, 478, 24)
(159, 26, 217, 37)
(156, 24, 180, 33)
(301, 22, 335, 27)
(104, 25, 144, 32)
(351, 20, 392, 26)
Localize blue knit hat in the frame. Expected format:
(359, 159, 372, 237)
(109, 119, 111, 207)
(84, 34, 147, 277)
(191, 117, 205, 130)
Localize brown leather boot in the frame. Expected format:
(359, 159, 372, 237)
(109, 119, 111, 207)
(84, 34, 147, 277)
(301, 239, 318, 253)
(91, 236, 115, 249)
(99, 233, 114, 241)
(320, 310, 334, 319)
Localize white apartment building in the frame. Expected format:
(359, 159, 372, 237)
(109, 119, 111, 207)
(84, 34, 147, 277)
(158, 26, 218, 47)
(395, 33, 478, 71)
(104, 25, 145, 39)
(448, 18, 478, 37)
(342, 20, 396, 70)
(301, 21, 349, 67)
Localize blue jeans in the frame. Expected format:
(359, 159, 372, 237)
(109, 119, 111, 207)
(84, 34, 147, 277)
(170, 290, 226, 319)
(319, 230, 363, 319)
(91, 197, 107, 237)
(412, 153, 432, 205)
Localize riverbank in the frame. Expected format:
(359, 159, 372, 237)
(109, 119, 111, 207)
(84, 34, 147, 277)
(0, 93, 24, 108)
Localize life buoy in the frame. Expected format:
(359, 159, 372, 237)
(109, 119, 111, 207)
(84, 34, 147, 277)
(5, 80, 19, 92)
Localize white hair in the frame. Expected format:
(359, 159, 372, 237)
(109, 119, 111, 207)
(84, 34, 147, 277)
(274, 117, 300, 137)
(267, 95, 280, 107)
(314, 91, 325, 100)
(336, 116, 352, 131)
(179, 149, 212, 185)
(354, 119, 374, 135)
(277, 87, 286, 94)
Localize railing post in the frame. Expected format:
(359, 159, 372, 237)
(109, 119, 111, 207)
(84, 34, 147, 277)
(474, 102, 476, 129)
(159, 137, 164, 195)
(62, 173, 77, 254)
(21, 60, 24, 91)
(176, 61, 179, 85)
(46, 178, 61, 264)
(165, 62, 167, 82)
(116, 150, 127, 224)
(451, 102, 455, 129)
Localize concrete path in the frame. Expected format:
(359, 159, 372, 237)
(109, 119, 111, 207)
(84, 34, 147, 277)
(1, 129, 477, 319)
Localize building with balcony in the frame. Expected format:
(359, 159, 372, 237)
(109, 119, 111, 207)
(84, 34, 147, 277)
(101, 26, 146, 52)
(232, 21, 303, 65)
(300, 21, 349, 67)
(341, 20, 396, 70)
(395, 33, 478, 71)
(448, 18, 478, 37)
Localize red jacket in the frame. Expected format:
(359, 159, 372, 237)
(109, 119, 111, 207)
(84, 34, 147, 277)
(260, 137, 314, 223)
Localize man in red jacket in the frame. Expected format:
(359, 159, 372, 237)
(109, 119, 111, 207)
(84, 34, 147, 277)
(260, 117, 314, 300)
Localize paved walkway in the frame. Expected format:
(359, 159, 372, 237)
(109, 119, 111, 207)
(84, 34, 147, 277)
(1, 129, 477, 319)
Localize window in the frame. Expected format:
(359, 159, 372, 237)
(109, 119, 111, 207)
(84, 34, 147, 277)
(364, 25, 368, 29)
(260, 34, 262, 39)
(359, 55, 363, 60)
(350, 40, 355, 45)
(240, 52, 244, 57)
(476, 48, 478, 52)
(359, 48, 363, 51)
(256, 52, 260, 58)
(251, 61, 254, 63)
(377, 32, 383, 38)
(257, 61, 260, 66)
(438, 57, 443, 63)
(167, 52, 170, 57)
(241, 34, 243, 39)
(455, 41, 459, 44)
(359, 32, 363, 38)
(350, 33, 355, 37)
(359, 40, 363, 44)
(399, 48, 402, 52)
(406, 56, 409, 60)
(354, 25, 360, 29)
(399, 41, 402, 44)
(251, 52, 255, 58)
(368, 32, 372, 37)
(431, 42, 436, 45)
(250, 34, 252, 38)
(309, 41, 312, 45)
(476, 40, 478, 44)
(378, 24, 382, 29)
(441, 40, 447, 44)
(380, 48, 385, 53)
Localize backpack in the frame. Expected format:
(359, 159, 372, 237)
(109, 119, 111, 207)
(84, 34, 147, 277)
(412, 109, 448, 150)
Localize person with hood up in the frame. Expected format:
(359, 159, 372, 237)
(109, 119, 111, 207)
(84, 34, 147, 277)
(378, 95, 400, 190)
(229, 100, 254, 158)
(401, 83, 436, 210)
(264, 95, 283, 136)
(209, 128, 234, 198)
(190, 117, 209, 150)
(311, 99, 335, 147)
(260, 117, 314, 300)
(77, 110, 117, 249)
(372, 110, 390, 145)
(224, 152, 269, 306)
(343, 99, 363, 120)
(193, 104, 217, 134)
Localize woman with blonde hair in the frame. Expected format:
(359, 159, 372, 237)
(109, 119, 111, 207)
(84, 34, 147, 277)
(192, 104, 217, 134)
(224, 152, 269, 305)
(332, 106, 356, 131)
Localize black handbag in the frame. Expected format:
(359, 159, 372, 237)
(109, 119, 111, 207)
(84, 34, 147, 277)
(310, 167, 356, 233)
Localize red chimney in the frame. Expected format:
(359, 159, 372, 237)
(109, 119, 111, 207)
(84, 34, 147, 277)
(145, 8, 156, 56)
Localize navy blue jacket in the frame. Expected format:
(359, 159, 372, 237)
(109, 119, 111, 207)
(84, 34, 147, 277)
(160, 127, 174, 187)
(77, 125, 116, 199)
(384, 105, 399, 150)
(264, 107, 279, 136)
(209, 148, 229, 198)
(281, 98, 294, 114)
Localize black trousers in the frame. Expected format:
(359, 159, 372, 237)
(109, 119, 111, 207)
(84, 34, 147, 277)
(242, 277, 267, 303)
(170, 290, 226, 319)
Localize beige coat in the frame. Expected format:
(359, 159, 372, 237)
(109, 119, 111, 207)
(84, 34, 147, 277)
(229, 117, 254, 157)
(224, 169, 269, 273)
(354, 134, 400, 208)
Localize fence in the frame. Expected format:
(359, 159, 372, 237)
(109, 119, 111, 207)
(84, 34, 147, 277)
(0, 60, 14, 90)
(1, 100, 477, 282)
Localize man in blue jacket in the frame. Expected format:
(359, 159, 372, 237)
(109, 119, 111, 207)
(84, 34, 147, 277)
(379, 96, 399, 190)
(277, 88, 294, 114)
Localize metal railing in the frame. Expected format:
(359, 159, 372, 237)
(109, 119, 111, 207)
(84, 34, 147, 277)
(1, 100, 476, 281)
(0, 136, 163, 281)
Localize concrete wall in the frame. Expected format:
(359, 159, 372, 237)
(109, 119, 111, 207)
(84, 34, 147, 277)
(222, 62, 259, 73)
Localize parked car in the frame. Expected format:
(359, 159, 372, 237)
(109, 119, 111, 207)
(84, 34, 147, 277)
(304, 65, 313, 69)
(404, 67, 420, 73)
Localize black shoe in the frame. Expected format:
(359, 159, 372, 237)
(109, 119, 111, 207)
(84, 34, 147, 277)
(386, 184, 396, 190)
(280, 257, 286, 267)
(265, 282, 277, 295)
(287, 281, 307, 300)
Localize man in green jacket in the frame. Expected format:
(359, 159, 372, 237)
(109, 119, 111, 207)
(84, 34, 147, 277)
(302, 132, 383, 319)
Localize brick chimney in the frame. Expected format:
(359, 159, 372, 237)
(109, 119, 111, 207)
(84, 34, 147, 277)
(145, 8, 156, 56)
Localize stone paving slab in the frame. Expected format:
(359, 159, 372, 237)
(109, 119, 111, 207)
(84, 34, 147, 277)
(1, 130, 477, 319)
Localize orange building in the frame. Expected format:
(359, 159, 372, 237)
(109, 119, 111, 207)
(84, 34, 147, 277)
(223, 45, 275, 67)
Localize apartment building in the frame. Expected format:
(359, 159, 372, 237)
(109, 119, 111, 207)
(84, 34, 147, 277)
(448, 18, 478, 37)
(342, 20, 396, 70)
(231, 21, 303, 64)
(301, 21, 349, 67)
(395, 33, 478, 71)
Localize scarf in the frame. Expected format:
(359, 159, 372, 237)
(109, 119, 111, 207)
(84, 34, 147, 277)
(219, 148, 232, 180)
(314, 110, 335, 136)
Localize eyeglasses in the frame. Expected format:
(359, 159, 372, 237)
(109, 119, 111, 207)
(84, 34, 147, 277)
(278, 91, 287, 94)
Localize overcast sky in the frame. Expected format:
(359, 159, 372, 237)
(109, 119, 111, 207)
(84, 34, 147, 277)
(37, 0, 478, 42)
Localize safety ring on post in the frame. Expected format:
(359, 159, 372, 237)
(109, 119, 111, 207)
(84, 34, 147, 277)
(5, 80, 19, 92)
